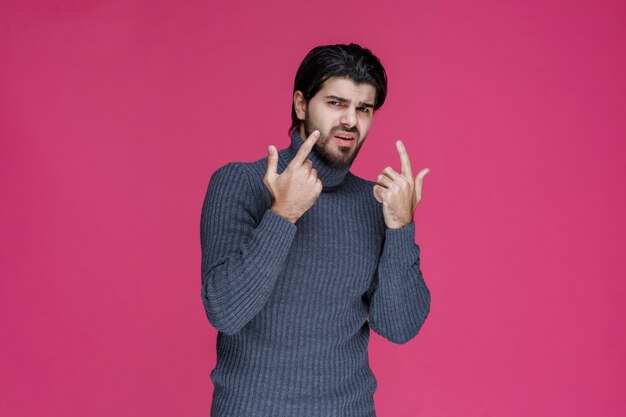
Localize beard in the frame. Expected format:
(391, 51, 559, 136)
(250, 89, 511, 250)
(302, 109, 366, 169)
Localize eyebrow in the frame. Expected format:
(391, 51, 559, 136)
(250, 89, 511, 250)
(325, 95, 374, 109)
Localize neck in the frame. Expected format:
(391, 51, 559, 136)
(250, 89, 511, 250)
(285, 128, 352, 189)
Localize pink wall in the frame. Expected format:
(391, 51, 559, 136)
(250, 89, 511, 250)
(1, 1, 625, 416)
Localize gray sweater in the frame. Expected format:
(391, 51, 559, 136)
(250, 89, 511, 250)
(200, 129, 431, 417)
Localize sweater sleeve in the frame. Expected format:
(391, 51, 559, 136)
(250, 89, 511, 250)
(365, 221, 431, 344)
(200, 162, 297, 335)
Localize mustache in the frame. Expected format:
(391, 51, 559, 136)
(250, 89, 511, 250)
(330, 126, 359, 137)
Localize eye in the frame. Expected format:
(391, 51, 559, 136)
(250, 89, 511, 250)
(329, 101, 341, 106)
(358, 107, 370, 113)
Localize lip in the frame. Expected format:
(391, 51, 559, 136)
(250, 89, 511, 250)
(334, 131, 356, 140)
(334, 135, 354, 147)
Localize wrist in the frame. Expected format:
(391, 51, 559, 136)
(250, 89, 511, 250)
(386, 218, 413, 230)
(271, 204, 297, 224)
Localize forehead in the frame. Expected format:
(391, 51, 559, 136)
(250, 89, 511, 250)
(314, 77, 376, 103)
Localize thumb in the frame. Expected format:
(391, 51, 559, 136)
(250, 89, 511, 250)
(373, 185, 383, 203)
(414, 168, 429, 187)
(266, 145, 278, 178)
(413, 168, 429, 205)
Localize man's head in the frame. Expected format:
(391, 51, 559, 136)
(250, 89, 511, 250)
(290, 44, 388, 169)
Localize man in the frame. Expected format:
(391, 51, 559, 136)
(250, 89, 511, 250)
(200, 43, 431, 417)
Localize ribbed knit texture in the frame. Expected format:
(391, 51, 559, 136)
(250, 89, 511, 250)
(200, 129, 431, 417)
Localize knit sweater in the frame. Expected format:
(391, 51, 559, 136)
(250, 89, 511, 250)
(200, 129, 431, 417)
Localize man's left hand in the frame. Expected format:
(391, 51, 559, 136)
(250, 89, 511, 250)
(373, 140, 430, 229)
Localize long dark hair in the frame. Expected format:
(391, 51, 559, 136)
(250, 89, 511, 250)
(289, 43, 388, 136)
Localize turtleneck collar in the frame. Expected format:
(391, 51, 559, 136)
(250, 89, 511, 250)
(282, 129, 352, 189)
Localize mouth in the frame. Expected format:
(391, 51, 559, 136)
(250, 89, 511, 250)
(334, 131, 356, 146)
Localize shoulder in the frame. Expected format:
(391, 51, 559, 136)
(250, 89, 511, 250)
(210, 161, 250, 179)
(206, 160, 272, 210)
(204, 163, 248, 204)
(208, 161, 259, 189)
(210, 161, 264, 187)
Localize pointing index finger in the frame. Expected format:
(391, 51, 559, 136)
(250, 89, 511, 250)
(396, 140, 413, 179)
(292, 130, 320, 165)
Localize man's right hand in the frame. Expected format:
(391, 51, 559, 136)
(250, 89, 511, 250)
(263, 130, 323, 224)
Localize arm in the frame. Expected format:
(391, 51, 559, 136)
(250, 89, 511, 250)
(365, 221, 431, 344)
(200, 162, 297, 335)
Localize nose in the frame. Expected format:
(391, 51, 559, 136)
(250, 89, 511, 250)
(339, 106, 357, 128)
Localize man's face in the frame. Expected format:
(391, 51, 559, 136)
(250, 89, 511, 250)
(296, 77, 376, 169)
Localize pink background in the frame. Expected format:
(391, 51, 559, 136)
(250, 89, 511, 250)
(1, 1, 625, 416)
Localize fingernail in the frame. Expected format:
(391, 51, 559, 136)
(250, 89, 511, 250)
(313, 130, 320, 136)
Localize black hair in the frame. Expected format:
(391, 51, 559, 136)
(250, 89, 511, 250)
(289, 43, 388, 136)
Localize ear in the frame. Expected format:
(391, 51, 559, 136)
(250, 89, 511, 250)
(293, 90, 307, 121)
